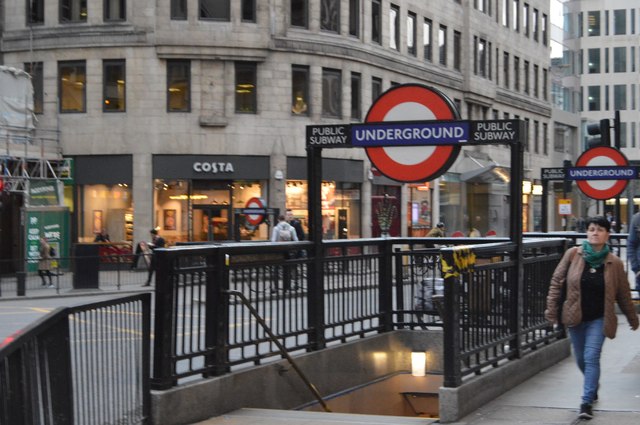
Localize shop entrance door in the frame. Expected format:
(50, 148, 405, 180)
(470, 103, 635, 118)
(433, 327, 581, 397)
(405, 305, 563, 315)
(193, 205, 231, 241)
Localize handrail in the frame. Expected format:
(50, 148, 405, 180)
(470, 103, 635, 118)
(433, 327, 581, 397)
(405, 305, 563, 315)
(224, 289, 332, 412)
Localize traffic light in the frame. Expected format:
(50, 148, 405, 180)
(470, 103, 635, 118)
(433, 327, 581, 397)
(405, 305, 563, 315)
(586, 119, 611, 148)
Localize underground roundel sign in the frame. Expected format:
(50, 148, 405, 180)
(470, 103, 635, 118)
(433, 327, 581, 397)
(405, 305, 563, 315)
(244, 197, 266, 226)
(364, 84, 461, 182)
(575, 146, 630, 200)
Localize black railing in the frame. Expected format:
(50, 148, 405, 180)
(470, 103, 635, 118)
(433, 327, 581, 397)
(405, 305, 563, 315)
(0, 293, 151, 424)
(150, 236, 568, 391)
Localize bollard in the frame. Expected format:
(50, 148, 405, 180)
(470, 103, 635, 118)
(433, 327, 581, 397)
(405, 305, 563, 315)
(16, 271, 26, 296)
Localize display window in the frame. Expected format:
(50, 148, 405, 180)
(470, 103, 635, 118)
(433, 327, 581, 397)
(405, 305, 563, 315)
(153, 179, 267, 244)
(409, 183, 432, 236)
(78, 184, 132, 242)
(286, 180, 361, 240)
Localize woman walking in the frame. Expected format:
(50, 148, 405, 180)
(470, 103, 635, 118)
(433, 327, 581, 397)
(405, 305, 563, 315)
(545, 216, 638, 420)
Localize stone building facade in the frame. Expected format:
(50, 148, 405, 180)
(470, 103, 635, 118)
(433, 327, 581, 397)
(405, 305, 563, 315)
(1, 0, 553, 248)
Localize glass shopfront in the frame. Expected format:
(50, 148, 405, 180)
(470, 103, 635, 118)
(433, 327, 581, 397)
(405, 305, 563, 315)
(285, 157, 364, 240)
(409, 182, 432, 236)
(286, 180, 361, 239)
(152, 155, 271, 244)
(153, 179, 266, 244)
(74, 155, 133, 243)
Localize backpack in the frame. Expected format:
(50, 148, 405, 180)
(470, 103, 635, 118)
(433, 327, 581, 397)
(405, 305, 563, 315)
(49, 246, 56, 257)
(277, 223, 293, 241)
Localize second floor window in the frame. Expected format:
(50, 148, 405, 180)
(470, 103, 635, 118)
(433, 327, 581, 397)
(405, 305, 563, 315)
(407, 12, 416, 56)
(167, 60, 190, 112)
(423, 18, 432, 61)
(351, 72, 362, 120)
(25, 62, 43, 114)
(587, 11, 600, 36)
(235, 62, 257, 113)
(291, 65, 310, 116)
(291, 0, 308, 28)
(242, 0, 256, 22)
(28, 0, 44, 24)
(438, 26, 447, 66)
(349, 0, 360, 37)
(103, 60, 126, 112)
(321, 0, 339, 33)
(105, 0, 125, 21)
(200, 0, 230, 21)
(59, 61, 86, 113)
(322, 69, 342, 118)
(171, 0, 187, 19)
(389, 5, 399, 50)
(372, 0, 381, 44)
(60, 0, 87, 23)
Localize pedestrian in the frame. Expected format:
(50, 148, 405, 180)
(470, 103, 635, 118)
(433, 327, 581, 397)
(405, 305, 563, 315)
(38, 236, 55, 288)
(94, 228, 110, 242)
(285, 209, 305, 241)
(270, 215, 298, 293)
(627, 210, 640, 292)
(427, 222, 446, 237)
(545, 216, 638, 420)
(143, 228, 166, 286)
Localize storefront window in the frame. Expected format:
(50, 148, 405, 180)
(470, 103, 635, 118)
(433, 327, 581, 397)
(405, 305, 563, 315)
(438, 175, 463, 236)
(409, 183, 432, 236)
(371, 185, 401, 237)
(153, 179, 266, 244)
(79, 184, 132, 242)
(286, 180, 361, 239)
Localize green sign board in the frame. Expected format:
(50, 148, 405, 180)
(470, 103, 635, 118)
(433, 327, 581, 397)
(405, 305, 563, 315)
(24, 207, 70, 272)
(29, 180, 61, 206)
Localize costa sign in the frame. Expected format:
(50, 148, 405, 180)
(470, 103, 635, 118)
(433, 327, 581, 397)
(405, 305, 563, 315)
(193, 162, 235, 173)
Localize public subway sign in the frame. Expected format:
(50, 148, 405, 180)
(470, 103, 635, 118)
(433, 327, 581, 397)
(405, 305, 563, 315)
(306, 119, 520, 148)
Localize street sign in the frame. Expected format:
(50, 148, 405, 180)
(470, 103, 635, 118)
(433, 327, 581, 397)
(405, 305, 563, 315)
(541, 167, 566, 180)
(363, 84, 461, 182)
(558, 199, 572, 215)
(306, 124, 350, 148)
(244, 197, 266, 226)
(573, 146, 631, 200)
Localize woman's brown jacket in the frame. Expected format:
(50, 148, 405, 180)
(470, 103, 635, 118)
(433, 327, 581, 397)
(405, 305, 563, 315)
(545, 246, 639, 339)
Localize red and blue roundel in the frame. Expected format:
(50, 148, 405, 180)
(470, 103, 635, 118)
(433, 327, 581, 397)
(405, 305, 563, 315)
(365, 84, 461, 182)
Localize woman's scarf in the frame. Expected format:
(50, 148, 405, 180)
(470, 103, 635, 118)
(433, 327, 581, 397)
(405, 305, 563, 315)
(581, 240, 609, 269)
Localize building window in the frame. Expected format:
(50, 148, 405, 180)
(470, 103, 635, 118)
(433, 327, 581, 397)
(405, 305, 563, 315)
(523, 3, 529, 36)
(423, 18, 432, 62)
(372, 76, 382, 101)
(351, 72, 362, 120)
(200, 0, 230, 21)
(512, 0, 519, 31)
(25, 62, 43, 114)
(587, 11, 600, 36)
(389, 5, 399, 51)
(291, 0, 308, 28)
(372, 0, 381, 44)
(475, 37, 488, 77)
(291, 65, 310, 116)
(614, 9, 626, 35)
(103, 60, 126, 112)
(321, 0, 339, 33)
(604, 47, 609, 73)
(167, 60, 190, 112)
(407, 12, 417, 56)
(543, 123, 548, 155)
(235, 62, 257, 113)
(605, 85, 609, 110)
(58, 61, 86, 113)
(524, 60, 529, 94)
(543, 69, 548, 100)
(60, 0, 87, 23)
(533, 64, 539, 97)
(349, 0, 360, 37)
(502, 0, 508, 27)
(513, 56, 519, 91)
(588, 48, 600, 73)
(614, 47, 626, 72)
(171, 0, 187, 20)
(27, 0, 44, 24)
(438, 25, 447, 66)
(542, 13, 548, 45)
(104, 0, 125, 21)
(532, 8, 538, 41)
(588, 85, 601, 111)
(533, 121, 539, 154)
(322, 69, 342, 118)
(614, 84, 627, 110)
(453, 31, 461, 71)
(241, 0, 256, 22)
(503, 51, 509, 88)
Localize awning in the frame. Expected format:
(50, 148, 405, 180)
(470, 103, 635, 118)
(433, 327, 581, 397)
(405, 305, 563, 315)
(459, 151, 510, 184)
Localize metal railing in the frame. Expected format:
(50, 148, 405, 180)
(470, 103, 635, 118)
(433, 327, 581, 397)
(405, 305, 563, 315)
(149, 236, 568, 391)
(0, 293, 151, 424)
